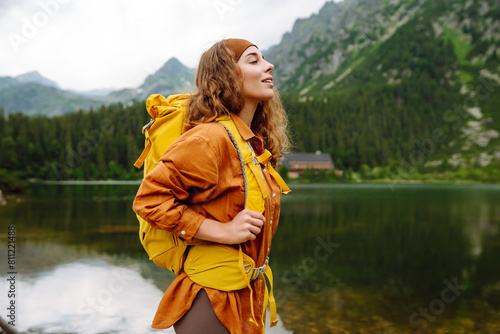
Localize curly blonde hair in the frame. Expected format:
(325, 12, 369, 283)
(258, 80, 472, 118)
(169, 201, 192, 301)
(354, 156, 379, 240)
(186, 39, 290, 166)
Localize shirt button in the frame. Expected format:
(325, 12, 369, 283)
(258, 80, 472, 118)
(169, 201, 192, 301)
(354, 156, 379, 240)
(272, 193, 276, 197)
(263, 168, 267, 173)
(181, 230, 186, 235)
(270, 220, 273, 224)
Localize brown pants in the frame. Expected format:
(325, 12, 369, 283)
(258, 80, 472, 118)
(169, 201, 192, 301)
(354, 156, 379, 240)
(174, 289, 230, 334)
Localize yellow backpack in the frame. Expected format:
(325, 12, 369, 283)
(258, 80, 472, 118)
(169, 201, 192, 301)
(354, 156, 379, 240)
(134, 94, 291, 328)
(134, 94, 192, 275)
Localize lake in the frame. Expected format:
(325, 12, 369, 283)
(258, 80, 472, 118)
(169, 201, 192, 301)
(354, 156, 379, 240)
(0, 183, 499, 333)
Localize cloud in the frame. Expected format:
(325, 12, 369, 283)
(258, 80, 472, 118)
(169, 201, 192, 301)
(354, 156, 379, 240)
(0, 0, 332, 91)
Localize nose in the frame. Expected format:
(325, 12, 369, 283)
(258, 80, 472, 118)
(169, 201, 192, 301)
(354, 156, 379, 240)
(266, 60, 274, 73)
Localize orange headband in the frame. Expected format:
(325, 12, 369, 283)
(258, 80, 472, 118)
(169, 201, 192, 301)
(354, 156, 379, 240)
(225, 38, 258, 61)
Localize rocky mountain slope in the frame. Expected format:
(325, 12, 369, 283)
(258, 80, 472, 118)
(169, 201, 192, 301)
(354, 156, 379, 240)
(266, 0, 500, 171)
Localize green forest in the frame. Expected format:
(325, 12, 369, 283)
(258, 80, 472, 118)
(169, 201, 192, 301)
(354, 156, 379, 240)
(0, 103, 148, 186)
(1, 67, 499, 191)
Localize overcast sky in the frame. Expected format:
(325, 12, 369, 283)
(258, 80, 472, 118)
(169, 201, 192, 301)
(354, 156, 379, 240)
(1, 0, 337, 91)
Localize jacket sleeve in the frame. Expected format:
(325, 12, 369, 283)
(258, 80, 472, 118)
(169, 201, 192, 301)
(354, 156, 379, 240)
(132, 132, 220, 241)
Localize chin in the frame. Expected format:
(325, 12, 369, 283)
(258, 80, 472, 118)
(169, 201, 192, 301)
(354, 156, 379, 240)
(262, 91, 275, 101)
(248, 90, 274, 103)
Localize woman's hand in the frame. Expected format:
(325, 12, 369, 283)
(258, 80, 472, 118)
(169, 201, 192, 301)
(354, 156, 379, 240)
(193, 209, 265, 245)
(224, 209, 265, 244)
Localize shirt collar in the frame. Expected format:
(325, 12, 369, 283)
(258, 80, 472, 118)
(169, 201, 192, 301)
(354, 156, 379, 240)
(229, 112, 256, 141)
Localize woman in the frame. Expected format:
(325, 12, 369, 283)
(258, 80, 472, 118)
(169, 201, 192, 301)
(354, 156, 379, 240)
(133, 38, 290, 334)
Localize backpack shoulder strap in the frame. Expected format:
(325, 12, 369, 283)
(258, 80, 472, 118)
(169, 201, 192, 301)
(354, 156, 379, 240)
(217, 115, 267, 213)
(255, 150, 291, 194)
(217, 114, 291, 211)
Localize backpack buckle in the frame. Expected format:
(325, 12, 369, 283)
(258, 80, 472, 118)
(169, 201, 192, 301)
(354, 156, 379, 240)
(244, 259, 268, 281)
(142, 119, 155, 134)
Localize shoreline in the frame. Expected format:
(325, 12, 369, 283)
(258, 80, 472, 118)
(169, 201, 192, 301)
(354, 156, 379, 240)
(33, 180, 142, 185)
(26, 179, 500, 187)
(287, 178, 500, 185)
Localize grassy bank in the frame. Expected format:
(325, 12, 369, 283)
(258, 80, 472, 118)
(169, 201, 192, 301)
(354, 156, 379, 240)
(0, 169, 27, 193)
(281, 165, 500, 185)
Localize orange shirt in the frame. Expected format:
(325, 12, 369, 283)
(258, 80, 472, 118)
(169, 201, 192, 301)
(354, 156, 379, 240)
(133, 113, 283, 334)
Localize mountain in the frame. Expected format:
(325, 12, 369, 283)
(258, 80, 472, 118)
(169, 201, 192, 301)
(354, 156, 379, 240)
(0, 58, 195, 116)
(15, 71, 60, 89)
(266, 0, 500, 172)
(268, 0, 500, 96)
(0, 76, 19, 91)
(108, 57, 196, 102)
(141, 57, 196, 94)
(267, 0, 423, 93)
(0, 71, 109, 116)
(0, 83, 110, 116)
(0, 70, 60, 92)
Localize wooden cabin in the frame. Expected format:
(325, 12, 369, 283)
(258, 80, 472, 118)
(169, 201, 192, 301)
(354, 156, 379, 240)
(279, 151, 335, 178)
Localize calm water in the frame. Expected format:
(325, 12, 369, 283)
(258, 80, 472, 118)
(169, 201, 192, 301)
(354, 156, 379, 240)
(0, 183, 499, 333)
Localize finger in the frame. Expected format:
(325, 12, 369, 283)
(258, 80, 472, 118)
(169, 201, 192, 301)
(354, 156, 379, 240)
(248, 224, 262, 235)
(241, 229, 257, 241)
(244, 210, 266, 223)
(247, 217, 264, 228)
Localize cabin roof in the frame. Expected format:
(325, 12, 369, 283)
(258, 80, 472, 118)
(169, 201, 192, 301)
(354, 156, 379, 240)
(280, 152, 334, 167)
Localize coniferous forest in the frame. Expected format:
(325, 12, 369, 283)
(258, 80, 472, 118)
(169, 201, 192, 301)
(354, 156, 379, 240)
(0, 103, 149, 183)
(1, 64, 499, 186)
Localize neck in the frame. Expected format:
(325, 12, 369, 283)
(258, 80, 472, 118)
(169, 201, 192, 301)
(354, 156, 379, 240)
(239, 100, 259, 128)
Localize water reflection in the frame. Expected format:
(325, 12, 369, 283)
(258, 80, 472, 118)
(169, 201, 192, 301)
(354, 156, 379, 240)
(0, 259, 167, 333)
(0, 183, 499, 333)
(271, 184, 500, 333)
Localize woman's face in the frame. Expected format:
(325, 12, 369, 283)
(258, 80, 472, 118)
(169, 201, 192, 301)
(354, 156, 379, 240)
(237, 46, 275, 103)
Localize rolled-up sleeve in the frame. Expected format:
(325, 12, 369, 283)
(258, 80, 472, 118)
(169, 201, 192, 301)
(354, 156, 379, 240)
(132, 132, 220, 241)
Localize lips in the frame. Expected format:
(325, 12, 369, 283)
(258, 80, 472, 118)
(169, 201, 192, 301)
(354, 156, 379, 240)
(262, 77, 273, 84)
